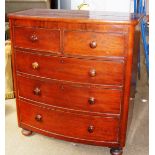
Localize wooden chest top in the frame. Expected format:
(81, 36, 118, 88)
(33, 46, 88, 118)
(8, 9, 141, 25)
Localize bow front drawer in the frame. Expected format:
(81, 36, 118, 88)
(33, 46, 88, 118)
(14, 26, 60, 53)
(64, 30, 125, 57)
(17, 75, 122, 114)
(19, 100, 120, 143)
(16, 51, 124, 85)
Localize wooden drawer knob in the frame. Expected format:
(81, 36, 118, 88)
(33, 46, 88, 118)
(88, 97, 96, 105)
(89, 69, 96, 77)
(35, 114, 42, 122)
(30, 34, 38, 42)
(89, 41, 97, 49)
(32, 62, 39, 69)
(33, 87, 41, 96)
(88, 125, 95, 133)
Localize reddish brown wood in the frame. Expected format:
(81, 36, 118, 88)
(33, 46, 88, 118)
(13, 19, 128, 33)
(14, 26, 60, 53)
(130, 30, 140, 98)
(17, 74, 122, 114)
(9, 19, 22, 128)
(119, 25, 136, 147)
(126, 30, 140, 135)
(64, 30, 125, 57)
(19, 100, 120, 142)
(15, 50, 124, 85)
(9, 9, 141, 154)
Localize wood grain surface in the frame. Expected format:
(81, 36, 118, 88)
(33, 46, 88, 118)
(9, 9, 141, 154)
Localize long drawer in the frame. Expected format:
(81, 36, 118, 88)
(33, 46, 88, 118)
(17, 75, 122, 114)
(64, 30, 125, 57)
(14, 26, 60, 53)
(19, 100, 120, 142)
(15, 51, 124, 85)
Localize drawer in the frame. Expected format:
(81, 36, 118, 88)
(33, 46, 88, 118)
(16, 51, 124, 85)
(19, 100, 120, 142)
(14, 26, 60, 52)
(17, 75, 122, 114)
(64, 30, 125, 57)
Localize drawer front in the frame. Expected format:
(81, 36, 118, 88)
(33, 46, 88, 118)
(14, 26, 60, 52)
(19, 100, 120, 142)
(17, 75, 122, 114)
(64, 30, 125, 57)
(16, 51, 124, 85)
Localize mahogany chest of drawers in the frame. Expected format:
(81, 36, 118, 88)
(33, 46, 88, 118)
(9, 9, 141, 155)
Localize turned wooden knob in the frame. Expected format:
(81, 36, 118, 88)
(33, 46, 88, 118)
(89, 69, 96, 77)
(30, 34, 38, 42)
(35, 114, 42, 122)
(89, 41, 97, 49)
(88, 125, 94, 133)
(32, 62, 39, 69)
(33, 87, 41, 96)
(88, 97, 96, 105)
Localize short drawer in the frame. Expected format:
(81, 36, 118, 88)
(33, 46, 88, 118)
(14, 26, 60, 52)
(64, 30, 125, 57)
(16, 51, 124, 85)
(17, 75, 122, 114)
(19, 100, 120, 142)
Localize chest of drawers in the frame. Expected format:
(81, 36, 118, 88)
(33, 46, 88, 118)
(9, 9, 141, 155)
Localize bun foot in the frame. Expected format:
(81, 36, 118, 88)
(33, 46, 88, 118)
(110, 148, 123, 155)
(21, 129, 32, 136)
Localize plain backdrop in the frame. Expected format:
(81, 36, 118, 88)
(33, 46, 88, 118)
(60, 0, 132, 12)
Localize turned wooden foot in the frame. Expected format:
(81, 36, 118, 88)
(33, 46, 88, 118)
(21, 129, 32, 136)
(110, 148, 123, 155)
